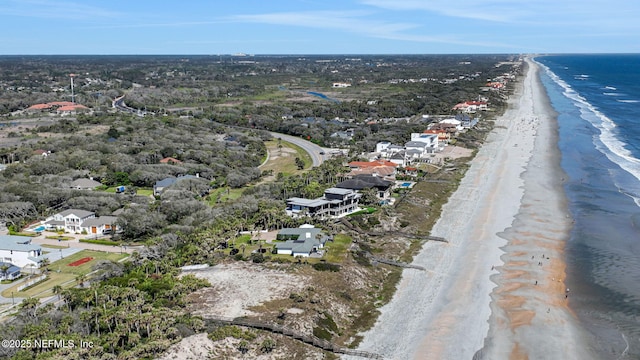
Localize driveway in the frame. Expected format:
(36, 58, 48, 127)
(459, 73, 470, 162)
(31, 232, 137, 254)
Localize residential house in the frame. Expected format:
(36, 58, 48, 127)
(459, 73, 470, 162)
(45, 209, 95, 233)
(286, 188, 361, 219)
(423, 129, 451, 142)
(452, 101, 488, 113)
(0, 262, 21, 280)
(410, 133, 439, 149)
(0, 235, 42, 268)
(160, 157, 182, 164)
(274, 225, 328, 257)
(336, 175, 394, 202)
(348, 159, 398, 171)
(70, 178, 102, 190)
(347, 164, 396, 178)
(153, 174, 199, 196)
(57, 104, 89, 115)
(81, 216, 119, 235)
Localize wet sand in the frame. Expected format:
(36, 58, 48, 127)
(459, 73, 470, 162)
(348, 58, 595, 360)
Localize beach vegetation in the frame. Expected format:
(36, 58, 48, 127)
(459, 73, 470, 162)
(0, 54, 519, 358)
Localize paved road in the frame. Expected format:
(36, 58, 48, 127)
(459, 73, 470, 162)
(268, 132, 327, 167)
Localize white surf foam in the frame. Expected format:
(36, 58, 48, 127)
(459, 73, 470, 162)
(539, 62, 640, 193)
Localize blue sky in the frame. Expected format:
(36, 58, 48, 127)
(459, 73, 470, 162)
(1, 0, 638, 54)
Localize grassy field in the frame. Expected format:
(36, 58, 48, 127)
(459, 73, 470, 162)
(206, 187, 244, 205)
(323, 234, 352, 263)
(41, 244, 68, 249)
(261, 139, 312, 175)
(102, 187, 153, 196)
(1, 250, 129, 300)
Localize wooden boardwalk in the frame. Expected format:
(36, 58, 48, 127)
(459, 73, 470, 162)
(207, 317, 384, 359)
(339, 217, 448, 243)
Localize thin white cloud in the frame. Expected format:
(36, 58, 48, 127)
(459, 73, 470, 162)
(2, 0, 119, 19)
(360, 0, 528, 22)
(227, 10, 513, 48)
(360, 0, 640, 27)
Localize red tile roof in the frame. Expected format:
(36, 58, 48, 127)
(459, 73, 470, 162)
(57, 104, 88, 112)
(27, 103, 52, 110)
(160, 157, 183, 164)
(348, 159, 398, 168)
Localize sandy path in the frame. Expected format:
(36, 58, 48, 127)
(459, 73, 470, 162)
(348, 59, 594, 360)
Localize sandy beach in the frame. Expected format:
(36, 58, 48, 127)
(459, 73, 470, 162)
(349, 58, 595, 360)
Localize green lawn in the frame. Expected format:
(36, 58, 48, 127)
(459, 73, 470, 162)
(261, 139, 312, 175)
(1, 250, 129, 300)
(101, 187, 153, 196)
(1, 273, 76, 299)
(323, 234, 352, 263)
(49, 250, 129, 275)
(205, 187, 244, 205)
(41, 244, 68, 249)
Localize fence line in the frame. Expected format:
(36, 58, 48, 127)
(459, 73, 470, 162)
(206, 317, 384, 359)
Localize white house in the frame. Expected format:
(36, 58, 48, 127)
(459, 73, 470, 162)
(0, 235, 42, 269)
(410, 133, 439, 149)
(81, 216, 119, 235)
(45, 209, 95, 233)
(286, 188, 361, 219)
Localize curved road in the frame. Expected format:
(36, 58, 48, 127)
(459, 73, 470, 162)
(268, 132, 327, 167)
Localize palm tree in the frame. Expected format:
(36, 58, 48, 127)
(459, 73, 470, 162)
(20, 297, 40, 320)
(52, 285, 63, 301)
(39, 258, 50, 274)
(76, 273, 87, 288)
(0, 264, 9, 281)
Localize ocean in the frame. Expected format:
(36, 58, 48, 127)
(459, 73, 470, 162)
(536, 54, 640, 359)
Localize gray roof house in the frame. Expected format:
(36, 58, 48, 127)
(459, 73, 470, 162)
(286, 188, 361, 219)
(337, 175, 394, 202)
(0, 235, 42, 268)
(0, 261, 21, 280)
(81, 216, 119, 235)
(70, 178, 102, 190)
(153, 175, 199, 196)
(44, 209, 96, 233)
(275, 226, 328, 257)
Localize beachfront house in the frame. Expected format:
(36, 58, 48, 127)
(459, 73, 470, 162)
(0, 235, 42, 269)
(336, 175, 395, 203)
(286, 188, 361, 219)
(274, 225, 328, 257)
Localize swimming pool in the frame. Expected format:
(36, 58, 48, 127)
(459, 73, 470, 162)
(401, 182, 412, 187)
(28, 225, 46, 232)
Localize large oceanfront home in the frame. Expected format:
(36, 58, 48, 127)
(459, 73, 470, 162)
(286, 188, 361, 219)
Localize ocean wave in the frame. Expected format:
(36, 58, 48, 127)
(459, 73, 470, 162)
(617, 99, 639, 103)
(603, 92, 623, 96)
(605, 86, 617, 90)
(538, 61, 640, 192)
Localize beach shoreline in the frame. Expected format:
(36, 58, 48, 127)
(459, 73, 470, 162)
(349, 58, 594, 360)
